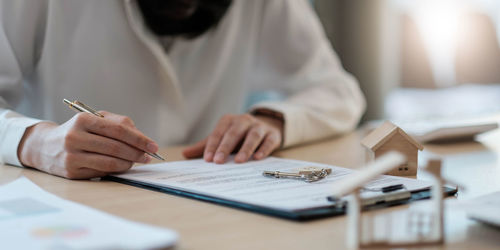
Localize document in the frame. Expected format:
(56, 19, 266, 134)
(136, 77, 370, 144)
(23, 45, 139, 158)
(462, 191, 500, 228)
(0, 177, 177, 249)
(113, 157, 432, 211)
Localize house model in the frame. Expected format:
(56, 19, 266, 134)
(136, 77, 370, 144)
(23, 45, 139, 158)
(421, 159, 446, 245)
(329, 153, 456, 249)
(361, 121, 424, 176)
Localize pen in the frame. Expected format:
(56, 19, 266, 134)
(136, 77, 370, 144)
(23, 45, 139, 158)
(63, 99, 165, 161)
(326, 189, 411, 206)
(361, 184, 405, 193)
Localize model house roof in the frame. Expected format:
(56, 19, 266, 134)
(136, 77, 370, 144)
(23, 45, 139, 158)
(361, 121, 424, 151)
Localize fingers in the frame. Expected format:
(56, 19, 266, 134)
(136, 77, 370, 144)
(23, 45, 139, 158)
(254, 133, 281, 160)
(65, 168, 107, 180)
(201, 114, 283, 164)
(59, 151, 132, 179)
(78, 132, 151, 163)
(68, 152, 134, 174)
(213, 121, 252, 164)
(235, 125, 266, 163)
(72, 112, 158, 154)
(182, 137, 207, 159)
(204, 115, 233, 162)
(99, 111, 135, 128)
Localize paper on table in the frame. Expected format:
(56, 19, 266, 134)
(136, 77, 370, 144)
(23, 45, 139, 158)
(113, 157, 432, 211)
(0, 177, 177, 250)
(461, 191, 500, 227)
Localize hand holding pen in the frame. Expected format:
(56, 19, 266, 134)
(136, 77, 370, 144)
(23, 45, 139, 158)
(17, 99, 164, 179)
(63, 99, 165, 161)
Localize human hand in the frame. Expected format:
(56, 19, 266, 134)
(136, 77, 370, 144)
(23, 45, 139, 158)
(182, 113, 284, 164)
(17, 111, 159, 179)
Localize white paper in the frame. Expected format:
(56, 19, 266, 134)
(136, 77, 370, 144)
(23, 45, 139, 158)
(0, 177, 177, 250)
(113, 157, 432, 211)
(461, 191, 500, 227)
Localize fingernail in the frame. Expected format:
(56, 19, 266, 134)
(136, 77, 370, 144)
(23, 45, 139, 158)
(214, 152, 225, 163)
(255, 152, 264, 159)
(236, 153, 246, 162)
(204, 152, 214, 161)
(147, 142, 158, 153)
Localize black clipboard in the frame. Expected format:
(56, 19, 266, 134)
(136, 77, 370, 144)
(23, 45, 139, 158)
(104, 175, 458, 221)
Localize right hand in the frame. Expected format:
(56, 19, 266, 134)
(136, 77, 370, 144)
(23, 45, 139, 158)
(17, 111, 159, 179)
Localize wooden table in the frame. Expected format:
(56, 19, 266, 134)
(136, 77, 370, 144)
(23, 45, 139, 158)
(2, 129, 500, 249)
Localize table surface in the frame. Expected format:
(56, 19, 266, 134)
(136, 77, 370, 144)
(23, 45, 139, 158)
(2, 128, 500, 250)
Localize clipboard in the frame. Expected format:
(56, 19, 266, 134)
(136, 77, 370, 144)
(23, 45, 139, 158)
(104, 175, 458, 221)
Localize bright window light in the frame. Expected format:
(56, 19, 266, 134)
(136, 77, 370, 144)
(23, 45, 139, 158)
(414, 0, 463, 87)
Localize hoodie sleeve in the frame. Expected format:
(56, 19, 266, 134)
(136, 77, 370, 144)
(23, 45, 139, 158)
(248, 0, 366, 147)
(0, 0, 48, 166)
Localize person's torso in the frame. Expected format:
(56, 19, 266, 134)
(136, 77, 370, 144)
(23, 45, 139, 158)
(19, 0, 262, 146)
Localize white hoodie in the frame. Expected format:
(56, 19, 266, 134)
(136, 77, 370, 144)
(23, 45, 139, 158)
(0, 0, 365, 166)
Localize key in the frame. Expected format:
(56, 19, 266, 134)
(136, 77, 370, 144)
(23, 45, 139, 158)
(262, 167, 332, 183)
(262, 171, 306, 180)
(297, 166, 332, 176)
(300, 167, 332, 182)
(262, 170, 318, 182)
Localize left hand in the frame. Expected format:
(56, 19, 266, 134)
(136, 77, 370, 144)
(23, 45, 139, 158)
(182, 113, 284, 164)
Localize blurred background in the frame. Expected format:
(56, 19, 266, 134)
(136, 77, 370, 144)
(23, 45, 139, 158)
(313, 0, 500, 122)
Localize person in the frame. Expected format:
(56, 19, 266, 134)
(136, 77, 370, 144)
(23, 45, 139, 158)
(0, 0, 365, 179)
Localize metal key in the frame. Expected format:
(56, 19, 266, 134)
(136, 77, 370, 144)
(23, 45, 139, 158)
(263, 167, 332, 183)
(262, 171, 324, 182)
(296, 166, 332, 176)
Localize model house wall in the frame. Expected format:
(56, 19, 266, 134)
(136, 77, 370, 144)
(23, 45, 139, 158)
(362, 121, 423, 176)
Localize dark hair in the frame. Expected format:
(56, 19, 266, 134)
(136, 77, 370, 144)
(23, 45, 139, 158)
(137, 0, 233, 39)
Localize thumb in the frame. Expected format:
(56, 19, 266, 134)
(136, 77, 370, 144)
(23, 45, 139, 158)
(182, 137, 208, 159)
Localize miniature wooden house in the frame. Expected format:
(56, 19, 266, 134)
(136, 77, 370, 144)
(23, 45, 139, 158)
(329, 155, 454, 249)
(361, 121, 423, 176)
